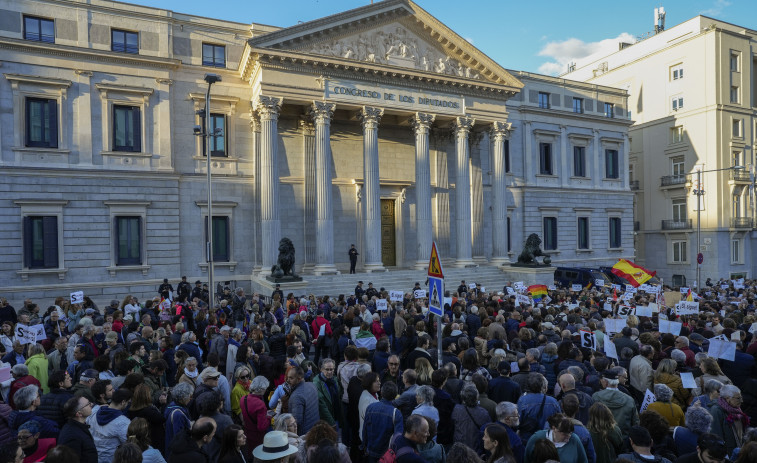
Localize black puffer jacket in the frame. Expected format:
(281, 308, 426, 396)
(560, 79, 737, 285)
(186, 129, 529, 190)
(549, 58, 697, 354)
(37, 388, 74, 428)
(268, 332, 287, 359)
(167, 427, 211, 463)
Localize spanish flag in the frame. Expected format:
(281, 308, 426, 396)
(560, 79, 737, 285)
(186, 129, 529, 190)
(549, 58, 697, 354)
(685, 289, 693, 301)
(528, 284, 549, 302)
(611, 259, 656, 288)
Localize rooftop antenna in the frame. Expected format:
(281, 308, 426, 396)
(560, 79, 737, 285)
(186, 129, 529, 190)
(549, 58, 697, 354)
(654, 6, 666, 33)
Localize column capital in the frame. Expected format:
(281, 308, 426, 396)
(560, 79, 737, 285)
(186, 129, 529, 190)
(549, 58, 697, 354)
(490, 121, 512, 139)
(250, 111, 261, 132)
(298, 117, 315, 136)
(359, 106, 383, 131)
(453, 115, 475, 136)
(411, 112, 436, 133)
(310, 101, 336, 124)
(254, 95, 282, 120)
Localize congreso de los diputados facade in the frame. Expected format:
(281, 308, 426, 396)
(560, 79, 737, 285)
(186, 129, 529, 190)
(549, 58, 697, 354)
(0, 0, 634, 302)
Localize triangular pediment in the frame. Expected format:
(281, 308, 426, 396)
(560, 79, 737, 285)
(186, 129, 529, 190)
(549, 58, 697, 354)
(246, 0, 522, 89)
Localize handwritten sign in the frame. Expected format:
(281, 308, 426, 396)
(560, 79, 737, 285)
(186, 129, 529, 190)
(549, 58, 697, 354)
(413, 290, 426, 299)
(635, 306, 653, 317)
(376, 299, 388, 311)
(506, 287, 515, 295)
(595, 279, 604, 287)
(389, 291, 403, 302)
(708, 339, 736, 361)
(604, 339, 618, 359)
(658, 319, 682, 336)
(571, 284, 583, 292)
(15, 324, 46, 345)
(548, 285, 557, 291)
(516, 295, 531, 307)
(70, 291, 84, 305)
(676, 301, 699, 316)
(680, 372, 697, 389)
(640, 389, 656, 413)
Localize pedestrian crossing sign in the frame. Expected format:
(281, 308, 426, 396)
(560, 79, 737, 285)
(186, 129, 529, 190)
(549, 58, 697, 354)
(428, 241, 444, 278)
(429, 276, 444, 316)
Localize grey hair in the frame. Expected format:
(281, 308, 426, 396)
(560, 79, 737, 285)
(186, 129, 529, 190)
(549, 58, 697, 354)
(567, 366, 584, 383)
(670, 349, 687, 364)
(676, 337, 690, 347)
(185, 357, 198, 366)
(15, 385, 39, 410)
(654, 383, 674, 402)
(694, 352, 709, 365)
(231, 328, 242, 338)
(171, 382, 194, 403)
(250, 376, 270, 393)
(415, 385, 435, 404)
(199, 367, 220, 383)
(11, 364, 29, 376)
(273, 413, 295, 432)
(28, 344, 45, 357)
(460, 384, 479, 408)
(356, 363, 372, 379)
(720, 384, 741, 399)
(685, 406, 713, 434)
(496, 401, 518, 422)
(703, 379, 723, 395)
(181, 331, 193, 343)
(82, 325, 96, 336)
(526, 348, 541, 361)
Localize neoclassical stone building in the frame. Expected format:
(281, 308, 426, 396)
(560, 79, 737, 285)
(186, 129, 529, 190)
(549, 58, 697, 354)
(0, 0, 633, 303)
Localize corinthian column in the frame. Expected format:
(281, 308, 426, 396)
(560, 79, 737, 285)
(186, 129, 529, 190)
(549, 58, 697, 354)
(311, 101, 339, 275)
(254, 96, 282, 271)
(359, 106, 385, 272)
(490, 121, 512, 264)
(412, 112, 436, 269)
(454, 115, 476, 267)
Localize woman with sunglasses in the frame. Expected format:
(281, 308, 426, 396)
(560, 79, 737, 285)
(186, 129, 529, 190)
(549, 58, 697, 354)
(231, 367, 253, 421)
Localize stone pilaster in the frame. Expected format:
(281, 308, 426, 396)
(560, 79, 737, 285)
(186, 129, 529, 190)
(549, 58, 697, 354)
(310, 101, 339, 275)
(254, 95, 282, 272)
(623, 134, 630, 190)
(491, 121, 512, 264)
(359, 106, 386, 272)
(453, 115, 476, 267)
(300, 119, 317, 273)
(560, 124, 569, 187)
(412, 112, 436, 269)
(250, 112, 262, 273)
(593, 129, 601, 188)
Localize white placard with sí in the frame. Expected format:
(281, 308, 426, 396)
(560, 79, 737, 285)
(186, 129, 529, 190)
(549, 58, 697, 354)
(604, 339, 618, 359)
(680, 372, 697, 389)
(571, 284, 583, 292)
(616, 305, 634, 318)
(375, 299, 388, 311)
(413, 290, 426, 299)
(580, 330, 597, 350)
(658, 319, 682, 336)
(15, 324, 46, 345)
(506, 287, 515, 295)
(516, 294, 531, 307)
(514, 281, 525, 290)
(389, 291, 404, 302)
(676, 301, 699, 316)
(708, 339, 737, 361)
(635, 306, 654, 317)
(595, 279, 604, 287)
(70, 291, 84, 305)
(640, 389, 656, 413)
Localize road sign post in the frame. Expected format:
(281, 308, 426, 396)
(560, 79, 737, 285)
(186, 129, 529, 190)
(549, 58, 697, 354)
(428, 241, 444, 369)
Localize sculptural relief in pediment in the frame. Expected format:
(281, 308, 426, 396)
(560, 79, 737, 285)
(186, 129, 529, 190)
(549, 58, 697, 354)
(296, 23, 481, 80)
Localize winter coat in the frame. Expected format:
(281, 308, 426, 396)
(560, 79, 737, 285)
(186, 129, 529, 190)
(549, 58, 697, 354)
(647, 400, 685, 427)
(240, 393, 269, 451)
(164, 403, 191, 457)
(0, 402, 13, 446)
(58, 419, 98, 463)
(525, 430, 588, 463)
(452, 404, 491, 453)
(709, 401, 745, 455)
(313, 373, 343, 427)
(207, 334, 228, 370)
(25, 354, 49, 394)
(591, 388, 639, 437)
(167, 428, 211, 463)
(37, 388, 73, 428)
(127, 405, 166, 452)
(7, 410, 58, 438)
(654, 372, 691, 408)
(289, 381, 320, 436)
(88, 406, 130, 463)
(540, 353, 559, 391)
(590, 425, 623, 463)
(616, 452, 672, 463)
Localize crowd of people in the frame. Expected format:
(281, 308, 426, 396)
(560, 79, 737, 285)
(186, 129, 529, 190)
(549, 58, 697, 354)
(0, 274, 755, 463)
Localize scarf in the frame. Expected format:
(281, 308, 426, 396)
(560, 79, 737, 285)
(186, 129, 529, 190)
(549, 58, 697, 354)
(184, 368, 198, 378)
(238, 379, 251, 391)
(717, 397, 750, 427)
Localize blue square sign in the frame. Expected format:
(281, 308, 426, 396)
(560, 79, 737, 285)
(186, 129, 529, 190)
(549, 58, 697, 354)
(428, 276, 444, 316)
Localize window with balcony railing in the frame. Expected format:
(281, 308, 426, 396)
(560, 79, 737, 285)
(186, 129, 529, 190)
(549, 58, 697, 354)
(661, 175, 687, 187)
(731, 217, 753, 228)
(662, 219, 692, 230)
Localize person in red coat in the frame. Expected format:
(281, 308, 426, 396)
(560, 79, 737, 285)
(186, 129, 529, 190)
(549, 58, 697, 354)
(8, 365, 41, 410)
(240, 376, 271, 452)
(311, 311, 332, 365)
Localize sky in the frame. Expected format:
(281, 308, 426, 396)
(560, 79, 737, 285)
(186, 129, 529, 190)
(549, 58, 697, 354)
(125, 0, 757, 75)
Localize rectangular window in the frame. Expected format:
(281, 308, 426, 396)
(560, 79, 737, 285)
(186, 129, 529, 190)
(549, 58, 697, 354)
(538, 92, 550, 109)
(504, 139, 510, 173)
(672, 65, 684, 80)
(577, 217, 589, 249)
(730, 53, 739, 72)
(731, 86, 739, 104)
(202, 43, 226, 68)
(732, 239, 740, 263)
(672, 198, 687, 222)
(115, 216, 141, 265)
(209, 114, 227, 157)
(573, 146, 586, 177)
(604, 102, 614, 118)
(605, 149, 619, 179)
(673, 240, 687, 263)
(112, 29, 139, 54)
(113, 105, 141, 152)
(543, 217, 557, 250)
(205, 216, 230, 262)
(609, 217, 622, 248)
(23, 216, 58, 269)
(672, 156, 685, 177)
(539, 143, 553, 175)
(25, 98, 58, 148)
(572, 98, 584, 113)
(23, 16, 54, 43)
(732, 119, 742, 137)
(671, 126, 683, 144)
(672, 96, 684, 110)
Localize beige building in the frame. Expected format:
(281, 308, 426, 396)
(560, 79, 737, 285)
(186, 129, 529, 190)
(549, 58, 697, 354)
(564, 16, 757, 285)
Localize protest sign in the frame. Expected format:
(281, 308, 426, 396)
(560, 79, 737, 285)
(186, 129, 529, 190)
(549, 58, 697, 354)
(513, 281, 525, 290)
(640, 389, 656, 413)
(749, 322, 757, 334)
(611, 284, 622, 291)
(664, 291, 683, 307)
(603, 303, 613, 312)
(468, 282, 476, 290)
(542, 296, 552, 305)
(376, 299, 388, 311)
(626, 287, 637, 294)
(15, 324, 45, 345)
(443, 297, 452, 308)
(70, 291, 84, 305)
(604, 339, 618, 359)
(708, 339, 737, 361)
(413, 290, 426, 299)
(622, 292, 635, 302)
(604, 318, 625, 334)
(548, 285, 557, 291)
(658, 319, 682, 336)
(647, 302, 659, 313)
(680, 287, 690, 294)
(506, 287, 515, 295)
(635, 306, 653, 317)
(0, 367, 10, 383)
(676, 301, 699, 316)
(567, 303, 579, 310)
(389, 291, 403, 302)
(580, 330, 597, 350)
(680, 372, 697, 389)
(595, 279, 604, 287)
(571, 284, 583, 292)
(516, 295, 531, 307)
(510, 362, 519, 373)
(616, 305, 634, 318)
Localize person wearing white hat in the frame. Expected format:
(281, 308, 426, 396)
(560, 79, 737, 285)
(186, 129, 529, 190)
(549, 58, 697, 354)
(252, 430, 298, 462)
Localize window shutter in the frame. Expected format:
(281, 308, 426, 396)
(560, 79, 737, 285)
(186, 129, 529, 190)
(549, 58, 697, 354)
(42, 216, 58, 268)
(23, 216, 32, 268)
(48, 99, 58, 148)
(132, 108, 142, 152)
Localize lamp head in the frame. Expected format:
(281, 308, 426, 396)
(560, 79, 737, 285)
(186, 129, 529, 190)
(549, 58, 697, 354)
(193, 125, 203, 135)
(204, 74, 222, 84)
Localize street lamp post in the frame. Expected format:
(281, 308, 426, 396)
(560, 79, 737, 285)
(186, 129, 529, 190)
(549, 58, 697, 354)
(200, 74, 221, 309)
(692, 165, 743, 290)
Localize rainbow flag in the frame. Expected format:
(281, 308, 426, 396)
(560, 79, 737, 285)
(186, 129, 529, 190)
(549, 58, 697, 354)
(528, 284, 549, 302)
(611, 259, 656, 288)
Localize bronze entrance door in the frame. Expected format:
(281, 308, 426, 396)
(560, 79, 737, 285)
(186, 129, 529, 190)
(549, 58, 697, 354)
(380, 199, 396, 267)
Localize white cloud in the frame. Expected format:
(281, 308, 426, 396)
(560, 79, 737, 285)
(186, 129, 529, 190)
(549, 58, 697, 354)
(464, 37, 474, 45)
(701, 0, 731, 17)
(536, 32, 636, 76)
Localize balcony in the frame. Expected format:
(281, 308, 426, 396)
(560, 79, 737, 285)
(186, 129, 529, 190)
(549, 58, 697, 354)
(660, 175, 687, 187)
(731, 217, 753, 228)
(731, 170, 752, 182)
(630, 180, 640, 190)
(662, 219, 692, 230)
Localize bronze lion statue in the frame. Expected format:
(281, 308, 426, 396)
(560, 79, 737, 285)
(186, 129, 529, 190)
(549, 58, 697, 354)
(517, 233, 549, 265)
(271, 237, 296, 277)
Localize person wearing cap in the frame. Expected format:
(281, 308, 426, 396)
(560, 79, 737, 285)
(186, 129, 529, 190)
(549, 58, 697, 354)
(189, 368, 221, 420)
(71, 368, 99, 405)
(355, 281, 365, 300)
(591, 369, 638, 437)
(252, 430, 298, 462)
(190, 280, 204, 302)
(16, 418, 56, 461)
(365, 282, 379, 300)
(58, 396, 97, 463)
(88, 388, 132, 463)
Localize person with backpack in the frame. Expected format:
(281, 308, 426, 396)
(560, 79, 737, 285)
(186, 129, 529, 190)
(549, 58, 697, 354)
(382, 414, 429, 463)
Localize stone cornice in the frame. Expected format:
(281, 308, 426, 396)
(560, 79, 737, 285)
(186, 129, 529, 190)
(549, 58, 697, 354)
(0, 37, 181, 71)
(4, 73, 72, 88)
